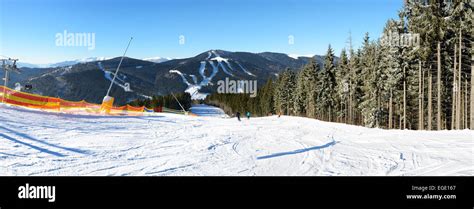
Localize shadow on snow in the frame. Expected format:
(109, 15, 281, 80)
(0, 126, 89, 157)
(257, 140, 339, 160)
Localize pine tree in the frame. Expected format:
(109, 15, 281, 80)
(294, 69, 307, 116)
(259, 78, 274, 115)
(448, 1, 473, 129)
(359, 33, 384, 127)
(348, 49, 363, 125)
(335, 49, 350, 123)
(319, 45, 337, 121)
(274, 69, 296, 115)
(294, 58, 319, 117)
(380, 18, 404, 129)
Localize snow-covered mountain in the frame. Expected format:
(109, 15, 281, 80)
(143, 57, 171, 63)
(8, 50, 331, 104)
(169, 50, 259, 99)
(16, 62, 45, 68)
(0, 103, 471, 176)
(18, 57, 171, 68)
(49, 57, 111, 67)
(19, 57, 158, 104)
(17, 57, 111, 68)
(287, 54, 316, 59)
(163, 50, 328, 100)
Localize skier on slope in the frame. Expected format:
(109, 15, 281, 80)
(236, 112, 241, 121)
(246, 111, 251, 120)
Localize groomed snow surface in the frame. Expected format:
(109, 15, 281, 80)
(0, 104, 472, 176)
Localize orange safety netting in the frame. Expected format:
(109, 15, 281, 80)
(0, 85, 144, 116)
(0, 86, 60, 110)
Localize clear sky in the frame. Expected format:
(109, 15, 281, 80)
(0, 0, 403, 64)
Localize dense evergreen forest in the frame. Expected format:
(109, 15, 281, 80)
(129, 92, 192, 111)
(206, 1, 473, 130)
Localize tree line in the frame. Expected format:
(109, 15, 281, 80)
(129, 92, 192, 111)
(207, 1, 473, 130)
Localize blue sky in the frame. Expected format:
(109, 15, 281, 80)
(0, 0, 403, 64)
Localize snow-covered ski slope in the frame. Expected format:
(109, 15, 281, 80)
(0, 104, 472, 176)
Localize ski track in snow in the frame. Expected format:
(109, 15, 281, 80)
(169, 70, 191, 86)
(0, 104, 472, 176)
(235, 61, 255, 76)
(218, 61, 234, 76)
(189, 75, 198, 85)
